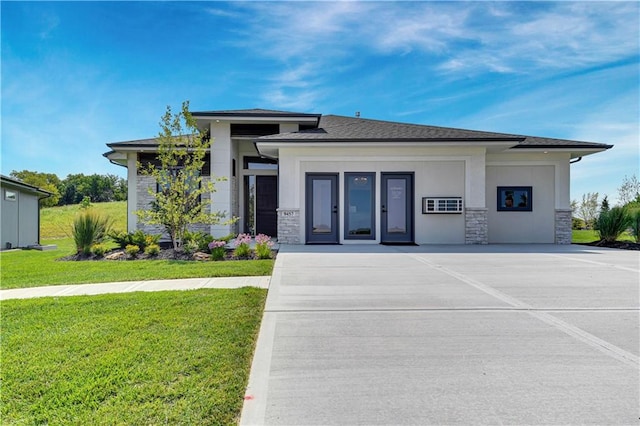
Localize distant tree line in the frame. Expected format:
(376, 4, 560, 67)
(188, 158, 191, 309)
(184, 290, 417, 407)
(9, 170, 127, 208)
(572, 174, 640, 229)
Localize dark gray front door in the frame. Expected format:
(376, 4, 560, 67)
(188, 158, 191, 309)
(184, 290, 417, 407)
(255, 176, 278, 237)
(381, 173, 414, 244)
(306, 174, 339, 244)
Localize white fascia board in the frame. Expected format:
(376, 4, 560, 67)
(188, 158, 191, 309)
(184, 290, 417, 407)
(108, 146, 212, 153)
(105, 151, 127, 160)
(255, 140, 518, 150)
(193, 115, 318, 124)
(509, 147, 609, 159)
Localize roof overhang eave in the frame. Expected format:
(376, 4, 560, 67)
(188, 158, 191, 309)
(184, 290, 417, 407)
(193, 114, 321, 125)
(254, 139, 521, 154)
(510, 146, 612, 159)
(0, 176, 52, 198)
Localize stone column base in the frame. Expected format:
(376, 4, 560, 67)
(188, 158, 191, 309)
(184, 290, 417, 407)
(277, 208, 301, 244)
(465, 208, 488, 244)
(555, 209, 572, 245)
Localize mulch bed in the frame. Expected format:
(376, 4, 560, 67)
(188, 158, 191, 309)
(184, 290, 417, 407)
(577, 240, 640, 251)
(59, 248, 277, 261)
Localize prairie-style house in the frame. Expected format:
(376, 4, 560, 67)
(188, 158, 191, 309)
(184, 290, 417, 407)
(104, 109, 611, 245)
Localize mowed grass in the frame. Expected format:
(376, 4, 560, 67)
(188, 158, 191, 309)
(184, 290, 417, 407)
(0, 238, 273, 289)
(1, 288, 267, 425)
(572, 229, 636, 243)
(1, 202, 274, 289)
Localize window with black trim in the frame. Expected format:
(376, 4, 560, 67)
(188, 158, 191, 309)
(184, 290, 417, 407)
(243, 156, 278, 170)
(4, 190, 16, 201)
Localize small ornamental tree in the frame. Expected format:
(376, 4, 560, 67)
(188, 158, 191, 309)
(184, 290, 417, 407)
(136, 101, 233, 250)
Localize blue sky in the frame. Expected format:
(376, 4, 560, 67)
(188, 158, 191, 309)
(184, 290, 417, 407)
(2, 1, 638, 204)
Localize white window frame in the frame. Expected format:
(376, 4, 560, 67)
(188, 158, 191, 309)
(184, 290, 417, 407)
(4, 189, 17, 201)
(422, 197, 463, 214)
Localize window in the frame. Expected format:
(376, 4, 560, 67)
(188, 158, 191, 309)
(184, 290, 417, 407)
(422, 197, 463, 214)
(497, 186, 532, 211)
(4, 190, 16, 201)
(243, 156, 278, 170)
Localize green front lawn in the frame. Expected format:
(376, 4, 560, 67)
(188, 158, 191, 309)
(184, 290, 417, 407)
(0, 238, 274, 290)
(1, 288, 266, 425)
(572, 229, 635, 244)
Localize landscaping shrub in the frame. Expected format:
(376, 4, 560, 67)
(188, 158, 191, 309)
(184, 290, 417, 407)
(631, 211, 640, 243)
(182, 230, 214, 252)
(182, 239, 200, 255)
(109, 230, 159, 251)
(255, 234, 274, 259)
(90, 243, 108, 257)
(125, 244, 140, 258)
(72, 210, 111, 256)
(208, 240, 226, 261)
(596, 206, 632, 243)
(144, 243, 160, 256)
(572, 217, 585, 230)
(233, 233, 252, 258)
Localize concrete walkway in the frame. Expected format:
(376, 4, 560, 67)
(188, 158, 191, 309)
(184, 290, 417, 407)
(241, 244, 639, 425)
(0, 276, 270, 300)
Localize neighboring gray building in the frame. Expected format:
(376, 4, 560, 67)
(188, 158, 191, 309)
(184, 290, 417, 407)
(1, 175, 51, 249)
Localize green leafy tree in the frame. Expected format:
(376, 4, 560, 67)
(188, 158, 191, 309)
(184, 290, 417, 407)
(59, 173, 127, 205)
(9, 170, 61, 207)
(617, 174, 640, 205)
(577, 192, 599, 229)
(136, 101, 234, 250)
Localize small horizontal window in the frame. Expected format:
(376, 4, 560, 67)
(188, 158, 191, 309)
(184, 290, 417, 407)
(422, 197, 463, 214)
(243, 156, 278, 170)
(4, 190, 16, 201)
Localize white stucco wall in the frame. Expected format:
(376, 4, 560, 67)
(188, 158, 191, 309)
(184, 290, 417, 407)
(210, 121, 233, 238)
(127, 153, 138, 232)
(485, 164, 555, 243)
(278, 145, 477, 244)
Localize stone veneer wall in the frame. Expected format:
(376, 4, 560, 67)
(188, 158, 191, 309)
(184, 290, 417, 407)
(136, 175, 211, 236)
(554, 209, 572, 245)
(465, 208, 488, 244)
(277, 208, 301, 244)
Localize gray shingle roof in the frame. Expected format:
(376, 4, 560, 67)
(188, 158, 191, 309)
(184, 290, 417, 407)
(106, 113, 612, 150)
(107, 136, 160, 148)
(256, 115, 612, 149)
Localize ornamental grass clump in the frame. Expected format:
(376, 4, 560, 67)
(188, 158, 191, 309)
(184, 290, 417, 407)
(208, 240, 227, 261)
(596, 206, 632, 243)
(255, 234, 274, 259)
(233, 233, 252, 258)
(71, 210, 111, 256)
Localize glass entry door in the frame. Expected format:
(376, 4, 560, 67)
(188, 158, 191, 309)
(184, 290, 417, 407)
(306, 174, 339, 244)
(381, 173, 414, 244)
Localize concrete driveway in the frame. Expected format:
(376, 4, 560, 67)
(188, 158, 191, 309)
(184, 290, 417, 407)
(241, 244, 639, 425)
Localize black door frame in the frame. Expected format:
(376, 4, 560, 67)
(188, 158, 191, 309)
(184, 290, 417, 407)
(305, 173, 339, 244)
(380, 172, 414, 244)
